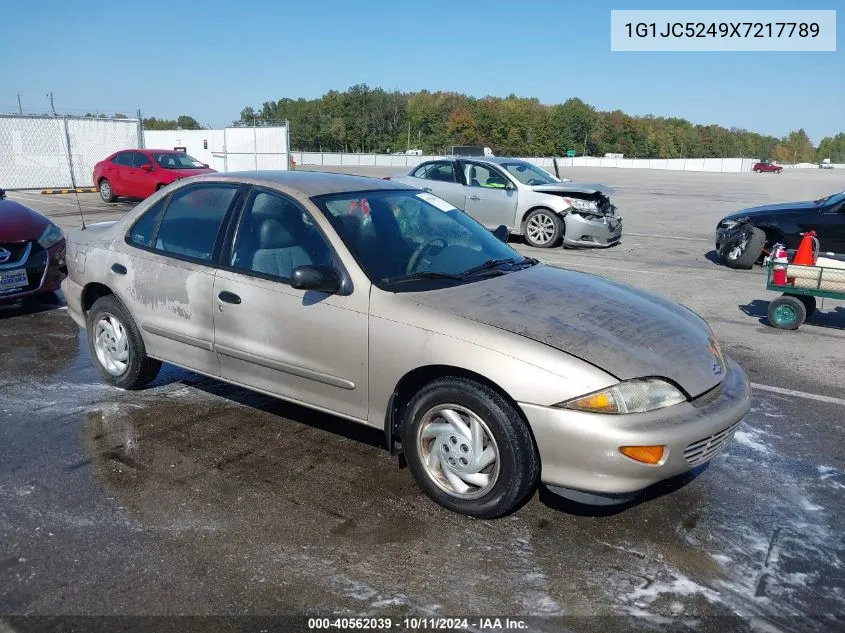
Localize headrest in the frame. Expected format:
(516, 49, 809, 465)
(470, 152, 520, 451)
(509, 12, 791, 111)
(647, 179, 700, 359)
(259, 217, 297, 249)
(469, 166, 477, 178)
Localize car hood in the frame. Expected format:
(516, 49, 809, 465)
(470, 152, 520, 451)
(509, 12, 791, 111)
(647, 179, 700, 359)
(0, 200, 51, 241)
(405, 265, 724, 398)
(531, 181, 615, 197)
(162, 167, 216, 178)
(723, 200, 818, 221)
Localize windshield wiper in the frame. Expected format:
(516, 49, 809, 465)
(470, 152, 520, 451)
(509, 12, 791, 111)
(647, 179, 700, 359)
(380, 271, 465, 286)
(460, 257, 536, 277)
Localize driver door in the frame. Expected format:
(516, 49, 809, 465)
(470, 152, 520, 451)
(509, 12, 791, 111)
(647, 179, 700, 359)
(212, 187, 370, 421)
(460, 161, 518, 229)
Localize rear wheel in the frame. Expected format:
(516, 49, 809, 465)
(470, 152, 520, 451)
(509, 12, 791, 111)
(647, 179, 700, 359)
(401, 377, 539, 518)
(523, 209, 562, 248)
(99, 179, 115, 202)
(768, 295, 806, 330)
(723, 226, 766, 269)
(86, 295, 161, 388)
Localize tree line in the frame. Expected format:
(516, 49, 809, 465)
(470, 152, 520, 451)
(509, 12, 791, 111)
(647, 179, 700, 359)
(231, 85, 843, 162)
(126, 84, 845, 162)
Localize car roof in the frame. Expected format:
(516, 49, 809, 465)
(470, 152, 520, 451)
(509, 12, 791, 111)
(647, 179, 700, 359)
(188, 170, 414, 197)
(427, 156, 528, 165)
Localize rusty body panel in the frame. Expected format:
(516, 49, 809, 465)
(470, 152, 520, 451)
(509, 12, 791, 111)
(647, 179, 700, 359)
(402, 264, 723, 398)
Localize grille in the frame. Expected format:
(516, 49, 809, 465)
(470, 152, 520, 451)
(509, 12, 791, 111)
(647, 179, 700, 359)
(684, 422, 741, 466)
(0, 242, 31, 266)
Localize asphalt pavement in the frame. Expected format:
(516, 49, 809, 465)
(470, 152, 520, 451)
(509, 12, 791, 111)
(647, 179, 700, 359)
(1, 168, 844, 632)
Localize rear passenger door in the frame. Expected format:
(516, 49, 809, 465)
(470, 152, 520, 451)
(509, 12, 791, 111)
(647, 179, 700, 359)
(108, 151, 135, 195)
(408, 161, 466, 209)
(109, 182, 243, 376)
(212, 187, 370, 421)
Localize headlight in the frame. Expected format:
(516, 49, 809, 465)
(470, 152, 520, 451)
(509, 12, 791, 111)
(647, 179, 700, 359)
(555, 379, 687, 414)
(564, 197, 599, 212)
(37, 223, 64, 249)
(719, 220, 739, 229)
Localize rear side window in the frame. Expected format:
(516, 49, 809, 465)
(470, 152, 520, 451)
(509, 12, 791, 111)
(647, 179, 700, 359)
(113, 152, 134, 166)
(154, 185, 239, 261)
(127, 199, 166, 247)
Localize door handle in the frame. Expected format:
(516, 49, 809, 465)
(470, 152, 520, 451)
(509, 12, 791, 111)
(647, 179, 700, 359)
(217, 291, 241, 305)
(469, 195, 480, 201)
(110, 263, 127, 275)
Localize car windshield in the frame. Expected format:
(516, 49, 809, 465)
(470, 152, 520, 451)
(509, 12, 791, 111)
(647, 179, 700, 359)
(312, 189, 534, 290)
(500, 161, 558, 185)
(814, 191, 845, 205)
(153, 153, 206, 169)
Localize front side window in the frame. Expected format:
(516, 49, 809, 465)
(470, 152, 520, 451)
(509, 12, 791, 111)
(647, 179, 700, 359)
(313, 189, 528, 288)
(500, 160, 558, 186)
(132, 152, 154, 168)
(154, 184, 239, 261)
(127, 199, 166, 247)
(229, 190, 332, 281)
(153, 152, 206, 169)
(464, 163, 510, 188)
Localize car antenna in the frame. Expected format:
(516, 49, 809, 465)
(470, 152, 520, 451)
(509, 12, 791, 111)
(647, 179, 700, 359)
(73, 189, 87, 230)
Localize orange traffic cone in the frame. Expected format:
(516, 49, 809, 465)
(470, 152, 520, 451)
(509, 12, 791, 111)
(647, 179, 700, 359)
(793, 231, 819, 266)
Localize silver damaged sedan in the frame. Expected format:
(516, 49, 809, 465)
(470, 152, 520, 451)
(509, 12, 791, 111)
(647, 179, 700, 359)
(62, 172, 750, 518)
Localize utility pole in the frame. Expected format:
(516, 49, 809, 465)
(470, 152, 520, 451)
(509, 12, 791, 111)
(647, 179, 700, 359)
(583, 130, 588, 157)
(47, 91, 56, 115)
(407, 120, 410, 152)
(17, 94, 22, 114)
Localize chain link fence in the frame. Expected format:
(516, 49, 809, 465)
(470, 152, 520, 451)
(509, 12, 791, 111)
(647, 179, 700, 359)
(0, 114, 143, 190)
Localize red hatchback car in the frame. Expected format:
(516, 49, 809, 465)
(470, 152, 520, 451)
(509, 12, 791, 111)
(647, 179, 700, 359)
(752, 162, 783, 173)
(93, 149, 216, 202)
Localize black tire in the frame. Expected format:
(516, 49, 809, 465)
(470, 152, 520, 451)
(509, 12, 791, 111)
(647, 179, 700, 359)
(767, 295, 806, 330)
(86, 295, 161, 389)
(785, 293, 816, 318)
(723, 226, 766, 269)
(401, 377, 540, 519)
(99, 179, 115, 203)
(523, 208, 563, 248)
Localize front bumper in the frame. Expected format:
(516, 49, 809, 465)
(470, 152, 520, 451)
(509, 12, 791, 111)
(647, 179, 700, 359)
(0, 240, 66, 302)
(519, 359, 751, 497)
(562, 212, 622, 248)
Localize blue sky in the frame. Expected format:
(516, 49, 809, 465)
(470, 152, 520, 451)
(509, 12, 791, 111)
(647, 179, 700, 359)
(1, 0, 841, 143)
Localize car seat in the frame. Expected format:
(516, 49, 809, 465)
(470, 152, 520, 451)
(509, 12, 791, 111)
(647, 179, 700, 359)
(251, 206, 313, 279)
(469, 166, 481, 187)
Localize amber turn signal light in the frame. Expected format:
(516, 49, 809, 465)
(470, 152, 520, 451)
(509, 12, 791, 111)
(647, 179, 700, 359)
(619, 445, 665, 465)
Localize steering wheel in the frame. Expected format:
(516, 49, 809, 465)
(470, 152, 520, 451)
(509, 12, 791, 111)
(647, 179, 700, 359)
(406, 238, 447, 274)
(526, 178, 543, 185)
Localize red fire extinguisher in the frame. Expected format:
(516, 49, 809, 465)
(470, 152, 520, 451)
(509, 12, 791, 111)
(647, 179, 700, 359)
(771, 242, 788, 285)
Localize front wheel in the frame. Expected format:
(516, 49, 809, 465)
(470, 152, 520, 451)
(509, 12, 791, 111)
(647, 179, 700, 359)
(768, 295, 806, 330)
(99, 179, 115, 202)
(401, 377, 540, 518)
(723, 226, 766, 269)
(523, 209, 562, 248)
(86, 295, 161, 388)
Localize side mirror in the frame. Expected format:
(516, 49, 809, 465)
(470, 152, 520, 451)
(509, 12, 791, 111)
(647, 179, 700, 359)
(291, 265, 341, 294)
(141, 163, 154, 171)
(202, 163, 209, 168)
(505, 181, 515, 191)
(492, 225, 509, 242)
